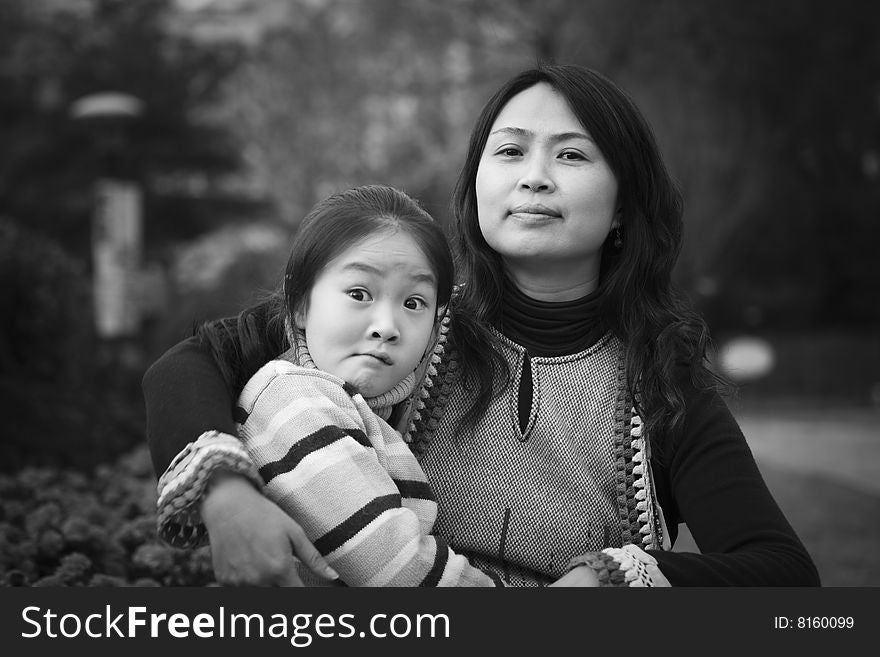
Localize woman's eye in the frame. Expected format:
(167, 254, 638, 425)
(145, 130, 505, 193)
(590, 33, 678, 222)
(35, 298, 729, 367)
(404, 297, 428, 311)
(559, 150, 586, 161)
(495, 146, 522, 157)
(347, 288, 372, 302)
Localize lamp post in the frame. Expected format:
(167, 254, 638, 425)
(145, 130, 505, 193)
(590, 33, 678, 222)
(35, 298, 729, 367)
(69, 92, 145, 341)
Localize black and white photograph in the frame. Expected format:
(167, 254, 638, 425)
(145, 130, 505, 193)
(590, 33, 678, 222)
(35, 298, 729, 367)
(1, 0, 878, 649)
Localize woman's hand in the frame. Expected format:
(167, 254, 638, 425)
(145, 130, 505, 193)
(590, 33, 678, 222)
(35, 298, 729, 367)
(549, 565, 601, 587)
(201, 474, 338, 586)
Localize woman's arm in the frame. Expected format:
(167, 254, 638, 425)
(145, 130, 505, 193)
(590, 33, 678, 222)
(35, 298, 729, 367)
(143, 335, 335, 585)
(550, 385, 818, 588)
(648, 387, 821, 586)
(143, 336, 237, 476)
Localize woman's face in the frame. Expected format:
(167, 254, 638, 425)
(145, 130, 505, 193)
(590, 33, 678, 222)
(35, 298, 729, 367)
(475, 83, 619, 284)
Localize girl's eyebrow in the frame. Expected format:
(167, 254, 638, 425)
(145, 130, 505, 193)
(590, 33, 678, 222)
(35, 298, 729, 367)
(341, 262, 436, 285)
(489, 126, 594, 144)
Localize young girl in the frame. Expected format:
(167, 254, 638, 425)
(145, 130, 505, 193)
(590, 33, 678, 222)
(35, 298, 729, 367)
(158, 185, 501, 587)
(146, 66, 818, 587)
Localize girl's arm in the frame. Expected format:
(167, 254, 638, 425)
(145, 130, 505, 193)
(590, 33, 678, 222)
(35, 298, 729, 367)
(143, 336, 335, 584)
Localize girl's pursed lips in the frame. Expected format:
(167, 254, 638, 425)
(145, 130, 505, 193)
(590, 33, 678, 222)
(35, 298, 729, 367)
(355, 351, 393, 365)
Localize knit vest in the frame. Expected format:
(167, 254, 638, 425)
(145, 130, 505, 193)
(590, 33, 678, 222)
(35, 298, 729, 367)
(408, 326, 667, 587)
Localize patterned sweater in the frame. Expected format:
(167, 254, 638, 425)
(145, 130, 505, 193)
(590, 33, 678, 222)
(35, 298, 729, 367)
(405, 327, 663, 586)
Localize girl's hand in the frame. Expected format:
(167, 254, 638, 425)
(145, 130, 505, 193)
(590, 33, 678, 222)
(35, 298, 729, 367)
(201, 474, 338, 586)
(549, 565, 601, 587)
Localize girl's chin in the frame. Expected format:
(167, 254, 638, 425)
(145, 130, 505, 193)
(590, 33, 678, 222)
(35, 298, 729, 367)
(346, 372, 391, 398)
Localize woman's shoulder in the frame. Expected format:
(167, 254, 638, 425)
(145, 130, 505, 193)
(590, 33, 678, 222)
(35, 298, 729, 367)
(661, 366, 742, 456)
(677, 366, 734, 418)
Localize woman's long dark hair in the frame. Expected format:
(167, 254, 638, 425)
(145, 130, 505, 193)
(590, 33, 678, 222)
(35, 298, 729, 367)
(198, 185, 453, 397)
(451, 64, 725, 447)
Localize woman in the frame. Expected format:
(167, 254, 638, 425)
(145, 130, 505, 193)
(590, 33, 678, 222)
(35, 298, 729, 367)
(144, 64, 819, 587)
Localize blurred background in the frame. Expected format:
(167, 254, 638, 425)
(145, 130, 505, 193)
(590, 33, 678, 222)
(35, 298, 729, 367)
(1, 0, 878, 586)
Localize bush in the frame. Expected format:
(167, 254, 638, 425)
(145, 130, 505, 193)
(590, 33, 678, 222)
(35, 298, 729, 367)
(0, 445, 215, 587)
(0, 217, 95, 382)
(0, 218, 145, 472)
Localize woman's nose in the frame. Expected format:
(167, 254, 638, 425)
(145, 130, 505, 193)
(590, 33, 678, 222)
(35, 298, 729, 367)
(518, 156, 555, 192)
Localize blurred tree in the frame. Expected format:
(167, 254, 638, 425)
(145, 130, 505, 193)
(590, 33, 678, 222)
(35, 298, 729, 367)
(0, 218, 146, 472)
(668, 0, 880, 330)
(211, 0, 574, 230)
(0, 0, 247, 261)
(0, 0, 256, 470)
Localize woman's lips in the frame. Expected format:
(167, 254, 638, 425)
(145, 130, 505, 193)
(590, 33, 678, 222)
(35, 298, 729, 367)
(510, 204, 561, 216)
(508, 204, 562, 222)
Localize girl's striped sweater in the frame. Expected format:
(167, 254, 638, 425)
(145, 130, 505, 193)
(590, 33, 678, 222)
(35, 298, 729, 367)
(233, 355, 501, 587)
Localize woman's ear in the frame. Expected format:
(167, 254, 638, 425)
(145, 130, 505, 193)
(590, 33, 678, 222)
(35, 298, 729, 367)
(611, 208, 623, 230)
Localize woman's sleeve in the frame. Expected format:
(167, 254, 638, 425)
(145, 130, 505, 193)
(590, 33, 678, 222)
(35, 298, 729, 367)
(143, 336, 263, 548)
(647, 387, 821, 586)
(240, 366, 503, 587)
(143, 336, 238, 476)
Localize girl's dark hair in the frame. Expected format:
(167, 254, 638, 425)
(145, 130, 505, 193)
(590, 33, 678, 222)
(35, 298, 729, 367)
(451, 63, 724, 446)
(198, 185, 453, 396)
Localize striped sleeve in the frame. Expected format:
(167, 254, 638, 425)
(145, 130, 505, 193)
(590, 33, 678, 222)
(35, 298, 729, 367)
(237, 361, 500, 587)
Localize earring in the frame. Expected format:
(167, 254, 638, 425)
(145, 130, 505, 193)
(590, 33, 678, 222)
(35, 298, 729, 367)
(613, 226, 623, 249)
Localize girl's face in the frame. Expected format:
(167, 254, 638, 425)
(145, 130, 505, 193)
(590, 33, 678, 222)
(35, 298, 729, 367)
(296, 230, 438, 397)
(475, 82, 619, 285)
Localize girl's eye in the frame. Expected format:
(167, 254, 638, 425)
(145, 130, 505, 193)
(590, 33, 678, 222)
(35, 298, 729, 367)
(404, 297, 428, 311)
(559, 150, 587, 161)
(347, 288, 372, 302)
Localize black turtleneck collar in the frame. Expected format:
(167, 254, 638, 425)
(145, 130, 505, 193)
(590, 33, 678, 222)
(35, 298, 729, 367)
(499, 277, 607, 357)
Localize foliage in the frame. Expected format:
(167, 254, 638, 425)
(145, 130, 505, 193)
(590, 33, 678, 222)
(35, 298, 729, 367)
(0, 217, 93, 381)
(0, 445, 214, 587)
(0, 0, 245, 258)
(203, 0, 879, 334)
(659, 0, 880, 330)
(0, 218, 145, 473)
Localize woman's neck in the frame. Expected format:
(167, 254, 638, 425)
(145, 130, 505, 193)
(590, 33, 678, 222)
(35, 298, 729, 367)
(499, 275, 606, 357)
(503, 260, 600, 302)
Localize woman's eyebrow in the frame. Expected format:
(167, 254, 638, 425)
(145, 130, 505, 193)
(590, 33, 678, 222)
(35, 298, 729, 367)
(489, 126, 594, 144)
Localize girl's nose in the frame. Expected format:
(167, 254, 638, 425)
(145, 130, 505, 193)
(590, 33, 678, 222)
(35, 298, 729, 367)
(370, 327, 400, 343)
(368, 306, 400, 343)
